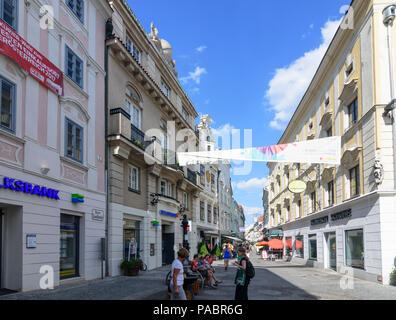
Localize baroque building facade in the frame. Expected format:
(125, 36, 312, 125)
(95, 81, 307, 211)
(105, 0, 201, 273)
(267, 0, 396, 285)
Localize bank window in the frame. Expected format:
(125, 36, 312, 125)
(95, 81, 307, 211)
(65, 46, 84, 88)
(0, 76, 16, 133)
(65, 118, 83, 163)
(67, 0, 84, 24)
(295, 235, 304, 258)
(309, 234, 317, 260)
(328, 180, 335, 206)
(1, 0, 17, 30)
(126, 36, 141, 63)
(128, 165, 139, 192)
(349, 165, 360, 197)
(345, 229, 364, 269)
(348, 98, 358, 127)
(60, 214, 80, 279)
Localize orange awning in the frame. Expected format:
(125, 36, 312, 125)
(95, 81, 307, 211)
(268, 239, 284, 249)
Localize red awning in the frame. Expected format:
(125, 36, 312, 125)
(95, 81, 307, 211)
(268, 239, 284, 249)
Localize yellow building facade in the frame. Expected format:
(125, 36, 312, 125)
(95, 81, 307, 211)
(267, 0, 396, 285)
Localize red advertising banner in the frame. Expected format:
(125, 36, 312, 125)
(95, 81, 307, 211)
(0, 19, 63, 96)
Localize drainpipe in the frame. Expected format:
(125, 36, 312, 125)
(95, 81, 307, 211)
(104, 18, 113, 277)
(383, 5, 396, 189)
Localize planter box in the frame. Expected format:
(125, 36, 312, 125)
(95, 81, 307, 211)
(124, 268, 139, 276)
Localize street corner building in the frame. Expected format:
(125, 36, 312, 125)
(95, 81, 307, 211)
(0, 0, 111, 292)
(267, 0, 396, 286)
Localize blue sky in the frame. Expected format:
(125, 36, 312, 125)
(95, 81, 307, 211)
(127, 0, 349, 226)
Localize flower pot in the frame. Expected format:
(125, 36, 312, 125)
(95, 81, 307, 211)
(125, 268, 139, 276)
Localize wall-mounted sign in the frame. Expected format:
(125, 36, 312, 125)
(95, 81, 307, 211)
(92, 209, 104, 221)
(311, 216, 329, 226)
(160, 210, 177, 218)
(0, 19, 63, 95)
(26, 234, 37, 249)
(71, 193, 84, 203)
(331, 209, 352, 221)
(0, 177, 60, 200)
(288, 180, 307, 194)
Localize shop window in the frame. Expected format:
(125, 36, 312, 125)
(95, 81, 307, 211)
(60, 214, 80, 279)
(65, 46, 84, 88)
(309, 234, 317, 260)
(0, 75, 16, 133)
(65, 118, 83, 163)
(285, 237, 292, 256)
(295, 235, 304, 258)
(128, 164, 140, 192)
(123, 219, 140, 260)
(349, 165, 360, 198)
(345, 229, 364, 269)
(1, 0, 17, 30)
(67, 0, 84, 24)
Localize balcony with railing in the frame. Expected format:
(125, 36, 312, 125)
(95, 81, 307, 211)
(186, 168, 197, 185)
(131, 124, 153, 151)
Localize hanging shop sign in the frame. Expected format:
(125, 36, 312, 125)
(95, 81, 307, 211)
(311, 216, 329, 226)
(160, 210, 177, 218)
(288, 180, 307, 194)
(178, 136, 341, 166)
(331, 209, 352, 221)
(0, 19, 63, 95)
(0, 177, 60, 200)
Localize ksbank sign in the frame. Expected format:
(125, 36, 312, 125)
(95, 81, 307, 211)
(0, 177, 60, 200)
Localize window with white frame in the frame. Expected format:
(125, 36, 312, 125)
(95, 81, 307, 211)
(126, 36, 141, 63)
(182, 108, 189, 122)
(65, 46, 84, 88)
(183, 192, 188, 209)
(296, 199, 302, 218)
(349, 165, 360, 198)
(1, 0, 17, 30)
(0, 75, 16, 133)
(160, 81, 170, 98)
(128, 165, 140, 192)
(347, 98, 358, 128)
(327, 180, 335, 206)
(310, 191, 316, 213)
(160, 180, 166, 196)
(126, 99, 141, 130)
(65, 118, 83, 163)
(207, 204, 212, 223)
(67, 0, 84, 24)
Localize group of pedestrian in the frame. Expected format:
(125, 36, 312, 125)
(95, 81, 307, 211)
(170, 244, 255, 300)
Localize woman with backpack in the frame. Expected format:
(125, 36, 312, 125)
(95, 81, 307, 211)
(233, 247, 254, 300)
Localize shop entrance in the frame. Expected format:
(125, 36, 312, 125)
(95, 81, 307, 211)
(60, 214, 80, 280)
(325, 232, 337, 270)
(162, 225, 174, 266)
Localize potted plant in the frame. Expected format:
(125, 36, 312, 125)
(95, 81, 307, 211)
(120, 258, 143, 276)
(391, 268, 396, 286)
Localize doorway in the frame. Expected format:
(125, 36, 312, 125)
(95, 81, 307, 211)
(162, 231, 174, 266)
(325, 232, 337, 270)
(60, 214, 80, 279)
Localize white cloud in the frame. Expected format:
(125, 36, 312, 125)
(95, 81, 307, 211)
(233, 177, 268, 192)
(196, 45, 207, 53)
(243, 206, 264, 217)
(265, 18, 342, 130)
(180, 66, 207, 84)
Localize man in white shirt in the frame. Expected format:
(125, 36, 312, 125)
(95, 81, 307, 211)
(170, 248, 190, 300)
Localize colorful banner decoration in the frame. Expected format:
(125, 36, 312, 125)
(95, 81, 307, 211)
(177, 137, 341, 166)
(0, 19, 63, 95)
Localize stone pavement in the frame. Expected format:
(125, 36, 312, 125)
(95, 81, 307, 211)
(2, 255, 396, 300)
